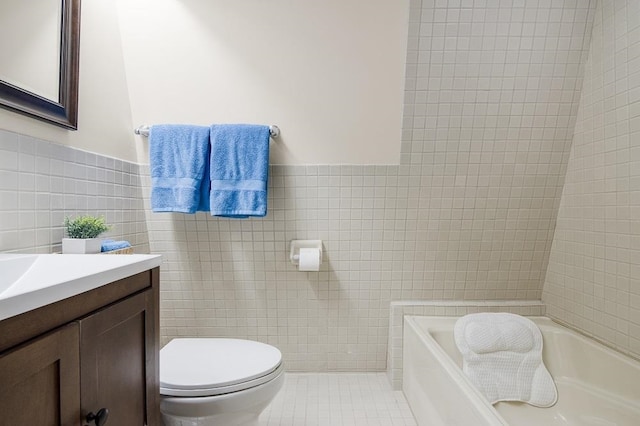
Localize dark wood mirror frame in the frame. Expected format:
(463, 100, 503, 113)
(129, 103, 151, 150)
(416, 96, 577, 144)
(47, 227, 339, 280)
(0, 0, 81, 130)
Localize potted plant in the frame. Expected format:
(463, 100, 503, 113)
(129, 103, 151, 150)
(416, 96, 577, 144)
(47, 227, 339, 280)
(62, 215, 112, 254)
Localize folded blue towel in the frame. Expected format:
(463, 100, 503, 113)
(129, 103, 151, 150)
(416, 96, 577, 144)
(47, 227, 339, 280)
(210, 124, 270, 218)
(101, 239, 131, 252)
(149, 124, 211, 213)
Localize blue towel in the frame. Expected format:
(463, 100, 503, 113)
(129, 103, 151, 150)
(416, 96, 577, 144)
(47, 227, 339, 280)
(149, 124, 211, 213)
(101, 239, 131, 252)
(210, 124, 270, 218)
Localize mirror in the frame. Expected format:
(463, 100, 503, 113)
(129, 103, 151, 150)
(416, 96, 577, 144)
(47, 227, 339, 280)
(0, 0, 80, 130)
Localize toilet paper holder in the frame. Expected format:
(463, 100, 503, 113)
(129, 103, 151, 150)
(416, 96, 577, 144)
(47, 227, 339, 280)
(289, 240, 323, 266)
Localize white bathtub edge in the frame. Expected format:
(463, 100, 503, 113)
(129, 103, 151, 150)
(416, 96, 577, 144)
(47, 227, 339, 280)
(387, 300, 546, 390)
(403, 316, 509, 426)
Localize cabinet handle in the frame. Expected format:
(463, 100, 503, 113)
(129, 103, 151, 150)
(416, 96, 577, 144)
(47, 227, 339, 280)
(85, 408, 109, 426)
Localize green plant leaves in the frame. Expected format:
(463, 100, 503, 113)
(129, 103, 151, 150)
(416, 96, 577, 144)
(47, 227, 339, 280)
(64, 215, 111, 239)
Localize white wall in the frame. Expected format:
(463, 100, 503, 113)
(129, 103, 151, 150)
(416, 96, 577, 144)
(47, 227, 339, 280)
(116, 0, 408, 165)
(0, 0, 138, 163)
(543, 0, 640, 358)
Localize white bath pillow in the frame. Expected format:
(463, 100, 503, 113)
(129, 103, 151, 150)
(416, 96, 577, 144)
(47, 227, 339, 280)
(454, 313, 557, 407)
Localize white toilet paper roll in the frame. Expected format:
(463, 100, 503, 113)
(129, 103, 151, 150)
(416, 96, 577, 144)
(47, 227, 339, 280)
(298, 247, 321, 271)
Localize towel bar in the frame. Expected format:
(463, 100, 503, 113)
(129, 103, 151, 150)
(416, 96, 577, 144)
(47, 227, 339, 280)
(135, 124, 280, 139)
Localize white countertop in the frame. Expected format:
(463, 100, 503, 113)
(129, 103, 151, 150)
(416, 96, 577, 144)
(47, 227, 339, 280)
(0, 253, 162, 321)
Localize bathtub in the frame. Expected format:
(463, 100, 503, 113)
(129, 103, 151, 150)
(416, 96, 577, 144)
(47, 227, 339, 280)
(402, 316, 640, 426)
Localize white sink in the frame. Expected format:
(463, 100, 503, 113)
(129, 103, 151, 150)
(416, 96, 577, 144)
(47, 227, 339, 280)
(0, 253, 162, 321)
(0, 254, 38, 296)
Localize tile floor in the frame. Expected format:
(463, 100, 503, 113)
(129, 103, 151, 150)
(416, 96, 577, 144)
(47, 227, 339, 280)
(258, 373, 417, 426)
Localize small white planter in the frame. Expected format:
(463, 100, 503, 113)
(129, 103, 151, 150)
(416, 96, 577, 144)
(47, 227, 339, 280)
(62, 238, 102, 254)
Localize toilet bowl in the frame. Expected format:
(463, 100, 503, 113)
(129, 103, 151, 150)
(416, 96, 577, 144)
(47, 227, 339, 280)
(160, 338, 285, 426)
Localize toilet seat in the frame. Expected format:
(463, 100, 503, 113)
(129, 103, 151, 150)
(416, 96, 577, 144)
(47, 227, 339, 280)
(160, 338, 283, 397)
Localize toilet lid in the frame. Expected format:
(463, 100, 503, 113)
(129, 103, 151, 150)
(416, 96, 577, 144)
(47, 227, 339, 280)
(160, 338, 283, 397)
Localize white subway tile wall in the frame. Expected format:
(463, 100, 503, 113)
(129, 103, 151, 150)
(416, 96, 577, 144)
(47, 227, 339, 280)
(143, 0, 597, 371)
(401, 0, 595, 300)
(141, 165, 399, 371)
(543, 0, 640, 359)
(0, 130, 149, 254)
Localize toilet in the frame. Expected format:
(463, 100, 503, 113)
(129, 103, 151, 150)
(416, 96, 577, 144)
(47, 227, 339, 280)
(159, 338, 285, 426)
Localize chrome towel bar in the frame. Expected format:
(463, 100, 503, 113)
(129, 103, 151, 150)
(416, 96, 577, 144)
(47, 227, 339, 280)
(134, 124, 280, 139)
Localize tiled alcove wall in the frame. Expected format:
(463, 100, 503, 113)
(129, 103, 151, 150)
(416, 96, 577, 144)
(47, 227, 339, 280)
(0, 129, 149, 254)
(145, 0, 597, 371)
(543, 0, 640, 359)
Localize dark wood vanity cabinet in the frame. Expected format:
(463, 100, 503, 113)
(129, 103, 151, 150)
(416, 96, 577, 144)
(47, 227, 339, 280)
(0, 267, 160, 426)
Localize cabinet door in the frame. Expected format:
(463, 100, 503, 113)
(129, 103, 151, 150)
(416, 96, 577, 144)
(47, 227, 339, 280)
(80, 289, 158, 426)
(0, 323, 81, 426)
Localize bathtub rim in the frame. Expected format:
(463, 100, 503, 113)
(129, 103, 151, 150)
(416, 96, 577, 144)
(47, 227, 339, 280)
(386, 300, 547, 390)
(407, 315, 640, 375)
(403, 315, 510, 425)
